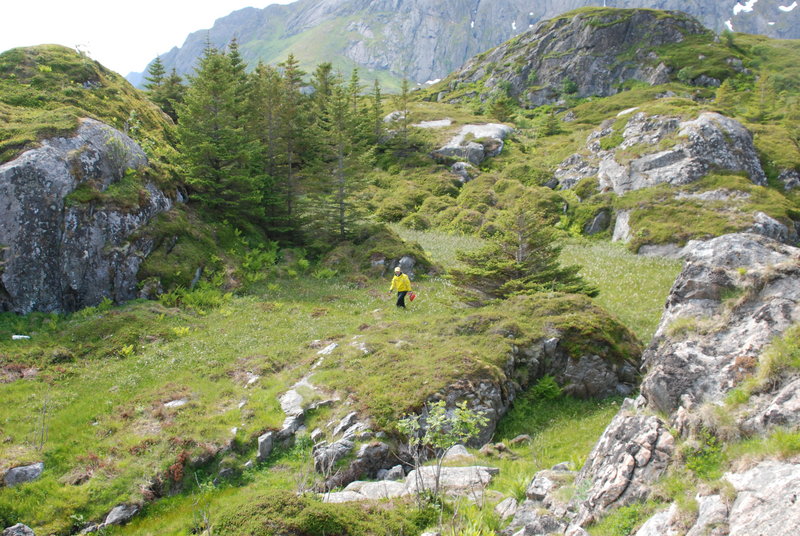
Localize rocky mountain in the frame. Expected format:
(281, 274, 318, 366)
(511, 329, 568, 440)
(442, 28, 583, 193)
(127, 0, 800, 88)
(433, 8, 711, 107)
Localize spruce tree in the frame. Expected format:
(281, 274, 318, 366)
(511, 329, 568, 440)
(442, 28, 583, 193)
(177, 45, 261, 224)
(275, 54, 309, 236)
(370, 79, 384, 144)
(144, 56, 166, 90)
(158, 69, 186, 122)
(451, 203, 596, 300)
(247, 61, 284, 229)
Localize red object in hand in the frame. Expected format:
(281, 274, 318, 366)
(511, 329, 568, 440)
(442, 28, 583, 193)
(409, 292, 416, 302)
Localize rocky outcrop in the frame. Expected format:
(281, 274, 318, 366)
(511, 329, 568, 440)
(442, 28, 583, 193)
(555, 112, 766, 194)
(0, 118, 173, 314)
(504, 233, 800, 534)
(641, 233, 800, 417)
(431, 124, 513, 166)
(630, 460, 800, 536)
(439, 10, 708, 107)
(322, 465, 499, 503)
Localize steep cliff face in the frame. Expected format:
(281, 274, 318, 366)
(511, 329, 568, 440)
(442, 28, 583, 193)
(127, 0, 799, 87)
(0, 118, 173, 314)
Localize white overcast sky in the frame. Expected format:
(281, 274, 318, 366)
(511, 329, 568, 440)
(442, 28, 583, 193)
(1, 1, 298, 75)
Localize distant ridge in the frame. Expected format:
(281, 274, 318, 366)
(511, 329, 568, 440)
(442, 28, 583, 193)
(127, 0, 800, 88)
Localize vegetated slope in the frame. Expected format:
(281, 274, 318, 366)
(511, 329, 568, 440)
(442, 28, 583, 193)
(380, 8, 800, 256)
(126, 0, 800, 88)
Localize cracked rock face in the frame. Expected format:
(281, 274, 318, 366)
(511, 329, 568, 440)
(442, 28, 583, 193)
(556, 112, 766, 194)
(641, 233, 800, 416)
(572, 400, 674, 525)
(0, 118, 173, 314)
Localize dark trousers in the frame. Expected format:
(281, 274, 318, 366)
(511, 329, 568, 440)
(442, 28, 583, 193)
(396, 291, 408, 308)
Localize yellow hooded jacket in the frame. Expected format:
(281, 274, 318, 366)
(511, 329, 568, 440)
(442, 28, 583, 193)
(390, 273, 412, 293)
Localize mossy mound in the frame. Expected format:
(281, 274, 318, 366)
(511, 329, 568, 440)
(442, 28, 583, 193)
(323, 224, 434, 277)
(0, 45, 179, 184)
(215, 490, 431, 535)
(315, 292, 642, 427)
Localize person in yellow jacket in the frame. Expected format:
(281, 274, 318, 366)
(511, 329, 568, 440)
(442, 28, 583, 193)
(389, 266, 412, 308)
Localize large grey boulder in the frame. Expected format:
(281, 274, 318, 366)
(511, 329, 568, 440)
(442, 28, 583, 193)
(3, 462, 44, 487)
(0, 118, 173, 314)
(556, 112, 766, 195)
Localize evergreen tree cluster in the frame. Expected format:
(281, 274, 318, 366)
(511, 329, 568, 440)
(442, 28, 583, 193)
(146, 40, 386, 244)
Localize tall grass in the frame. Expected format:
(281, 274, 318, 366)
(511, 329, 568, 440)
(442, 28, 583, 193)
(560, 240, 681, 342)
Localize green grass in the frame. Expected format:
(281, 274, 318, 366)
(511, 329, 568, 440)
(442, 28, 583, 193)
(0, 263, 641, 533)
(560, 240, 681, 342)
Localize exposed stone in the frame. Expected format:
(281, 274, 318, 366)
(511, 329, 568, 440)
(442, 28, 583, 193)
(431, 124, 513, 166)
(379, 464, 405, 481)
(404, 466, 498, 496)
(749, 211, 793, 244)
(256, 431, 275, 462)
(633, 505, 678, 536)
(332, 412, 359, 437)
(313, 438, 354, 473)
(778, 169, 800, 191)
(495, 497, 519, 520)
(104, 503, 139, 525)
(725, 460, 800, 536)
(2, 524, 35, 536)
(741, 377, 800, 435)
(3, 462, 44, 487)
(446, 10, 710, 108)
(509, 434, 531, 446)
(163, 398, 188, 409)
(641, 234, 800, 415)
(451, 161, 477, 183)
(0, 118, 173, 314)
(583, 210, 610, 236)
(442, 444, 476, 463)
(612, 210, 632, 243)
(557, 112, 766, 196)
(573, 399, 674, 525)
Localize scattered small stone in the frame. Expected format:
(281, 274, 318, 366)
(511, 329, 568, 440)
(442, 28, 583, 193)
(509, 434, 531, 446)
(163, 398, 188, 409)
(11, 335, 31, 340)
(257, 431, 275, 462)
(243, 460, 254, 469)
(551, 462, 571, 472)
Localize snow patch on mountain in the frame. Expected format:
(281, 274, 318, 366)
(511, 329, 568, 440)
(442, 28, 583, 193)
(733, 0, 759, 16)
(779, 2, 798, 12)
